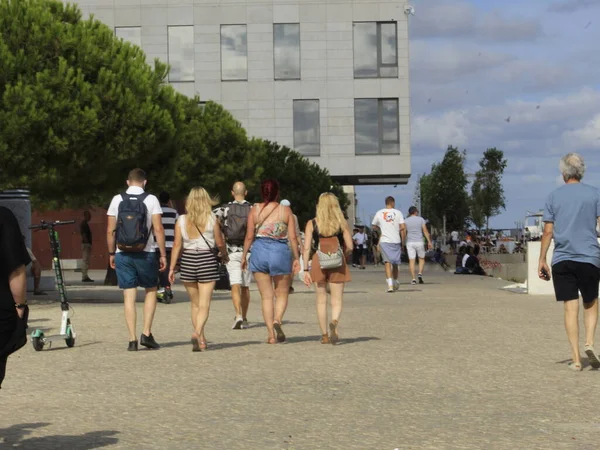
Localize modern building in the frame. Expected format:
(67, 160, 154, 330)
(74, 0, 411, 186)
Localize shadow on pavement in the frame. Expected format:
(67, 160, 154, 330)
(0, 423, 119, 449)
(45, 342, 102, 352)
(246, 320, 304, 329)
(285, 335, 381, 345)
(161, 340, 262, 350)
(555, 359, 596, 369)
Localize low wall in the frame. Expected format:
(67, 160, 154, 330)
(527, 241, 557, 295)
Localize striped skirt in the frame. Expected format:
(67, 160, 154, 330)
(180, 250, 220, 283)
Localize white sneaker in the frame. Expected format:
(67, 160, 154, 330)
(387, 285, 394, 293)
(232, 317, 243, 330)
(411, 279, 417, 285)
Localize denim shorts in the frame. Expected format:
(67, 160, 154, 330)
(249, 238, 292, 276)
(115, 252, 158, 289)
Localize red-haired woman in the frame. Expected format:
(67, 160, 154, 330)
(241, 180, 301, 344)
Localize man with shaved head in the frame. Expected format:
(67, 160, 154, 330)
(215, 181, 253, 329)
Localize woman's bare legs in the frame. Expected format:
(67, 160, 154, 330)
(196, 282, 215, 343)
(184, 281, 215, 344)
(329, 282, 344, 323)
(315, 282, 328, 335)
(273, 275, 291, 324)
(254, 272, 276, 341)
(184, 282, 199, 333)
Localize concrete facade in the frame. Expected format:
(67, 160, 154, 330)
(74, 0, 411, 185)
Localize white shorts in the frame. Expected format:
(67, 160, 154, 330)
(407, 242, 425, 260)
(227, 251, 252, 287)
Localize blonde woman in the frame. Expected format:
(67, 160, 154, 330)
(169, 187, 228, 352)
(303, 193, 353, 344)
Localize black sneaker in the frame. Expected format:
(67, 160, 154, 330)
(82, 277, 95, 283)
(128, 340, 138, 351)
(166, 287, 174, 300)
(418, 274, 424, 284)
(140, 333, 160, 349)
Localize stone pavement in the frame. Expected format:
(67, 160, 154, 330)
(1, 267, 599, 450)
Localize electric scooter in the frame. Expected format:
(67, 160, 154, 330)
(29, 220, 77, 351)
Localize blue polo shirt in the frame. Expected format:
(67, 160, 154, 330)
(543, 182, 600, 268)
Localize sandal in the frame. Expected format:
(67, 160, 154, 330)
(273, 322, 286, 343)
(199, 341, 207, 350)
(568, 362, 583, 372)
(191, 337, 201, 352)
(320, 334, 330, 344)
(329, 320, 339, 345)
(584, 344, 600, 369)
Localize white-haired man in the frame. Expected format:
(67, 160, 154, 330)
(539, 153, 600, 371)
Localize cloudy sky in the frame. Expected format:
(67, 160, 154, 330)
(356, 0, 600, 229)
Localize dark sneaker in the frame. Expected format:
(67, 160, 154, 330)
(34, 290, 47, 296)
(289, 286, 295, 294)
(418, 274, 424, 284)
(232, 317, 243, 330)
(241, 318, 249, 329)
(140, 333, 160, 349)
(128, 340, 138, 351)
(166, 287, 174, 300)
(82, 277, 94, 283)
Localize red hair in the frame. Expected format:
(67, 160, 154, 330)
(261, 179, 280, 205)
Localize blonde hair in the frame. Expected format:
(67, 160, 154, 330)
(185, 187, 219, 231)
(315, 193, 346, 236)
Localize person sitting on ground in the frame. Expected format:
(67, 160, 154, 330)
(455, 246, 466, 273)
(434, 248, 450, 271)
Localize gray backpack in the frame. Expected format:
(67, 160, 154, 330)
(224, 203, 251, 245)
(312, 220, 344, 270)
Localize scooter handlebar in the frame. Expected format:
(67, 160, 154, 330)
(29, 220, 76, 230)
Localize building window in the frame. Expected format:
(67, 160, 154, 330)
(353, 22, 398, 78)
(274, 23, 300, 80)
(221, 25, 248, 81)
(115, 27, 141, 47)
(293, 100, 320, 156)
(354, 99, 399, 155)
(168, 26, 194, 82)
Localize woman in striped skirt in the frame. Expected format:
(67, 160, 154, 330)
(169, 187, 228, 351)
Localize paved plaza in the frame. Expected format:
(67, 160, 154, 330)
(1, 267, 599, 449)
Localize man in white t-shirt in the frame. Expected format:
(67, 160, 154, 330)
(352, 226, 368, 269)
(371, 196, 407, 292)
(405, 206, 433, 285)
(451, 230, 459, 251)
(107, 168, 166, 351)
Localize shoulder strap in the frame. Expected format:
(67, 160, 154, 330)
(255, 204, 278, 230)
(194, 223, 215, 251)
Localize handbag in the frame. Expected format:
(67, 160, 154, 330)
(312, 220, 344, 270)
(195, 224, 222, 264)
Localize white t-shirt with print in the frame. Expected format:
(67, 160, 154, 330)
(107, 186, 162, 253)
(372, 208, 405, 244)
(353, 232, 367, 246)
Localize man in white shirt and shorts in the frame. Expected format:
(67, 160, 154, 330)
(371, 196, 406, 292)
(405, 206, 433, 285)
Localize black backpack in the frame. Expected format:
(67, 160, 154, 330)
(225, 202, 251, 245)
(116, 192, 151, 252)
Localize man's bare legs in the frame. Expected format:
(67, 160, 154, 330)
(408, 258, 417, 281)
(142, 287, 158, 337)
(583, 299, 598, 347)
(241, 286, 250, 319)
(419, 257, 426, 276)
(123, 288, 138, 341)
(564, 299, 581, 364)
(231, 284, 243, 318)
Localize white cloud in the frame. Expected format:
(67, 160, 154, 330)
(410, 0, 543, 42)
(548, 0, 600, 13)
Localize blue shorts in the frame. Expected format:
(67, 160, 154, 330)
(115, 252, 158, 289)
(249, 238, 292, 276)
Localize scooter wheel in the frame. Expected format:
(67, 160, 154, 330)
(32, 336, 44, 351)
(65, 328, 75, 348)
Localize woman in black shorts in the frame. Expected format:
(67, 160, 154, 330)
(169, 187, 228, 352)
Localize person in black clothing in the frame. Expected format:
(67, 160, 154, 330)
(0, 207, 31, 389)
(80, 210, 94, 282)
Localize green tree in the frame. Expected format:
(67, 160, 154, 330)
(247, 139, 349, 228)
(162, 99, 264, 201)
(421, 145, 470, 232)
(471, 148, 507, 230)
(0, 0, 181, 208)
(469, 181, 486, 230)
